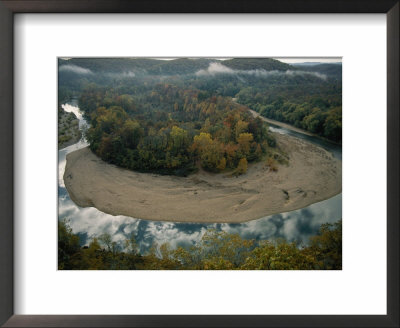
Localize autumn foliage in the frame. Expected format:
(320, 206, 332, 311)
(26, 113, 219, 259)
(59, 220, 342, 270)
(82, 84, 275, 176)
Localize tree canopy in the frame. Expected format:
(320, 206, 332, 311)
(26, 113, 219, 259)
(59, 57, 342, 175)
(58, 219, 342, 270)
(81, 84, 274, 176)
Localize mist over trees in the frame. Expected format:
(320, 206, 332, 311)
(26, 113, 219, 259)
(59, 57, 342, 176)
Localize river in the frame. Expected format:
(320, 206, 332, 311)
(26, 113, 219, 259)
(58, 99, 342, 253)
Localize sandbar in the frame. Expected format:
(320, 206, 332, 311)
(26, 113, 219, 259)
(64, 133, 341, 223)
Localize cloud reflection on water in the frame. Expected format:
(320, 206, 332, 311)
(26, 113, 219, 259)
(59, 188, 341, 253)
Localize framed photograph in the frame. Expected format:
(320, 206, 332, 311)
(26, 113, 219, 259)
(1, 0, 398, 327)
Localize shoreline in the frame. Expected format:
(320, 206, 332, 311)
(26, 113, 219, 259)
(249, 109, 342, 146)
(64, 132, 342, 223)
(232, 98, 318, 138)
(249, 109, 316, 137)
(58, 108, 82, 149)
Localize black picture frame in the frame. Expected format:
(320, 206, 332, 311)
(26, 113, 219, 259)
(0, 1, 398, 327)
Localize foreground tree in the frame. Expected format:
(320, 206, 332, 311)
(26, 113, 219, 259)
(59, 220, 342, 270)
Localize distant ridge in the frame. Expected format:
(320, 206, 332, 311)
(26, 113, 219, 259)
(293, 63, 342, 79)
(222, 58, 293, 71)
(293, 62, 341, 66)
(59, 57, 295, 75)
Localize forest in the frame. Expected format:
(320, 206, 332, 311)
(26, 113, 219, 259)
(59, 57, 341, 176)
(59, 57, 342, 147)
(59, 219, 342, 270)
(79, 83, 276, 176)
(58, 106, 81, 148)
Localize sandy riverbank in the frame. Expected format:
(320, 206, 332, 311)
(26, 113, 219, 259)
(64, 132, 341, 223)
(232, 98, 317, 138)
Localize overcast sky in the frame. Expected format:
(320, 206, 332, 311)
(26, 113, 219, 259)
(153, 57, 341, 63)
(63, 57, 341, 64)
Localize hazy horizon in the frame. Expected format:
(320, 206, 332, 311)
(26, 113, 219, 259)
(60, 57, 342, 64)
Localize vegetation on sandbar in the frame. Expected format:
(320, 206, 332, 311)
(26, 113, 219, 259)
(80, 84, 277, 176)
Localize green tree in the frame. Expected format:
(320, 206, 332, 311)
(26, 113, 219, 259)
(58, 219, 81, 270)
(169, 126, 189, 155)
(99, 233, 112, 251)
(237, 132, 254, 157)
(124, 233, 138, 255)
(236, 158, 248, 175)
(308, 220, 342, 269)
